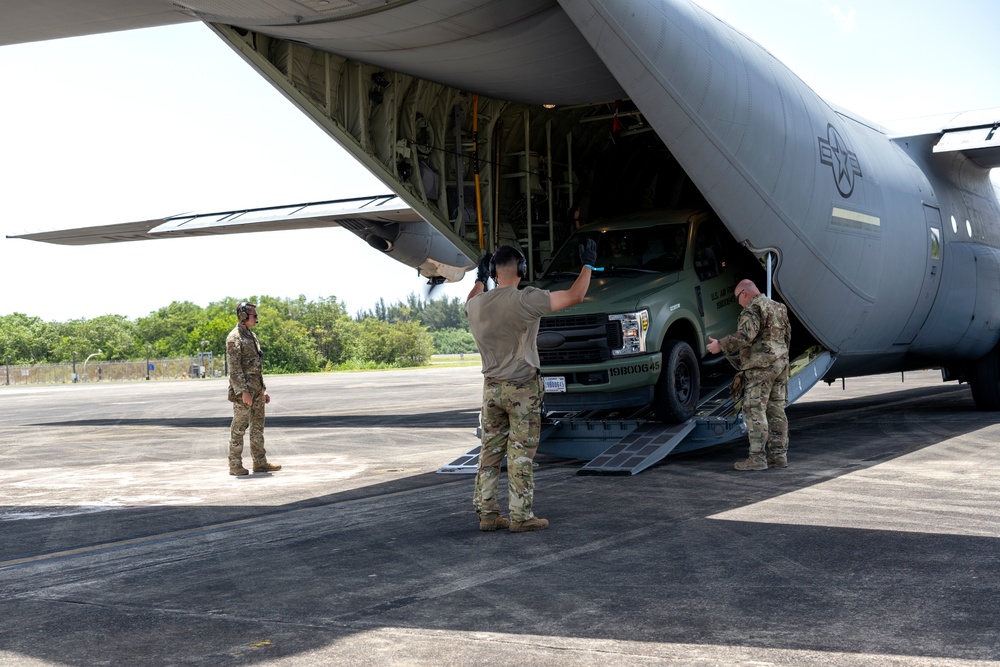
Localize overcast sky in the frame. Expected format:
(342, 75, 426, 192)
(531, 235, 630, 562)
(1, 0, 998, 321)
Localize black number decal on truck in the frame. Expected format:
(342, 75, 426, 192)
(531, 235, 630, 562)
(610, 360, 660, 377)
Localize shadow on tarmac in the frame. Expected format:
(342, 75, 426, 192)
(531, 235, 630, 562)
(2, 381, 999, 665)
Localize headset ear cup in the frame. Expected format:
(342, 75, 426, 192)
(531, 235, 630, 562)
(489, 247, 526, 280)
(236, 301, 253, 322)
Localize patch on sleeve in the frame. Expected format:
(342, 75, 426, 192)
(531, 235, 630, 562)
(227, 341, 236, 351)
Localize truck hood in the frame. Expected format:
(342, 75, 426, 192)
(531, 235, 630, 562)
(533, 271, 681, 315)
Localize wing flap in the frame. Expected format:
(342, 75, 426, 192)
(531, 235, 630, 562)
(150, 195, 421, 236)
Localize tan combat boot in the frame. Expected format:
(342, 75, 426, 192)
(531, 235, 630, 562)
(767, 454, 788, 468)
(509, 517, 549, 533)
(253, 462, 282, 473)
(478, 514, 510, 531)
(229, 464, 249, 476)
(734, 458, 767, 471)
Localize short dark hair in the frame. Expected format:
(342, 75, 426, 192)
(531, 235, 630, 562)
(491, 245, 526, 279)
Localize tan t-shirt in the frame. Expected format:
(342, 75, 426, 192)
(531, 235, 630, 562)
(466, 286, 552, 382)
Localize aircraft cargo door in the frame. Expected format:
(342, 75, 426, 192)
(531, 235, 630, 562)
(894, 204, 943, 345)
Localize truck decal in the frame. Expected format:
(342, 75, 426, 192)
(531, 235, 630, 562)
(716, 294, 737, 309)
(610, 360, 661, 377)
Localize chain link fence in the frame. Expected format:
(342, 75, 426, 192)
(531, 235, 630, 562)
(0, 356, 221, 387)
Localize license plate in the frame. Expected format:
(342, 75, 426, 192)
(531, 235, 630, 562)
(543, 376, 566, 393)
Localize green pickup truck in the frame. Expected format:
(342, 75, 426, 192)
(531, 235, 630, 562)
(533, 209, 753, 422)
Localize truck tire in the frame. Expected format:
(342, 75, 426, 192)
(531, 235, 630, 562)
(969, 344, 1000, 410)
(653, 340, 700, 422)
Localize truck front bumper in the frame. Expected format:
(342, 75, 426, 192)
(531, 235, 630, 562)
(540, 352, 663, 412)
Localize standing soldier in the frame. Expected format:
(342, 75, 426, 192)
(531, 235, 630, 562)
(707, 279, 791, 470)
(465, 241, 596, 532)
(227, 301, 281, 476)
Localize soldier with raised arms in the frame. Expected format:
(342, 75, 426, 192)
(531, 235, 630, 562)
(465, 240, 597, 532)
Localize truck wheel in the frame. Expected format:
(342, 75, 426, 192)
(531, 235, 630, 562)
(653, 340, 700, 422)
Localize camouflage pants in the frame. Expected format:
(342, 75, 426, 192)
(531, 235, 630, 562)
(229, 388, 267, 467)
(474, 374, 542, 522)
(742, 362, 789, 462)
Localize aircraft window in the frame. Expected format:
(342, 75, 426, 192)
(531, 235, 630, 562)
(951, 215, 958, 234)
(930, 227, 941, 260)
(967, 220, 973, 237)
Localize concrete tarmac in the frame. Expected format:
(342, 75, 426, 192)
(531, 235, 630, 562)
(1, 367, 998, 666)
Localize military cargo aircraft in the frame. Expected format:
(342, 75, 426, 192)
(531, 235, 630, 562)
(6, 0, 1000, 416)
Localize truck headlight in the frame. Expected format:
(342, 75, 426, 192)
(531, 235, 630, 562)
(609, 309, 648, 357)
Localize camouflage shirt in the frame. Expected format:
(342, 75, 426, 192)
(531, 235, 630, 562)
(719, 294, 791, 371)
(226, 323, 265, 402)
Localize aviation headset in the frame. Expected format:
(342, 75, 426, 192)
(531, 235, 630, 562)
(489, 245, 527, 281)
(236, 301, 257, 322)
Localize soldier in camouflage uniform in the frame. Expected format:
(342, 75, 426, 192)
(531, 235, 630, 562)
(465, 241, 596, 532)
(707, 279, 791, 471)
(226, 302, 281, 476)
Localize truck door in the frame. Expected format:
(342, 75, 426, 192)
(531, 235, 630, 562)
(692, 218, 741, 341)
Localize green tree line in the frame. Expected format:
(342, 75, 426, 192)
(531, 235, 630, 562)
(0, 294, 477, 373)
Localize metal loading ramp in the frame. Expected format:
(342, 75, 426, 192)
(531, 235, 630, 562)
(576, 419, 697, 475)
(571, 359, 740, 475)
(436, 419, 565, 474)
(570, 348, 833, 475)
(437, 445, 482, 474)
(436, 348, 833, 476)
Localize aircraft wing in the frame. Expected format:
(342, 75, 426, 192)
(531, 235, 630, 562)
(930, 108, 1000, 169)
(0, 1, 192, 47)
(8, 195, 415, 244)
(890, 107, 1000, 169)
(8, 195, 475, 282)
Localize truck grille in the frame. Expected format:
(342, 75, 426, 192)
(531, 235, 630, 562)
(538, 314, 622, 365)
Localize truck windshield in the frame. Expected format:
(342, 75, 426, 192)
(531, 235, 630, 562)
(544, 223, 689, 275)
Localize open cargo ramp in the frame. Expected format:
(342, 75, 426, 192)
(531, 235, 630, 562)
(437, 348, 833, 475)
(575, 348, 832, 474)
